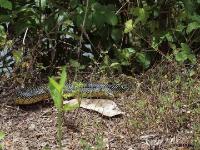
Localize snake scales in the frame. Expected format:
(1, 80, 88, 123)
(7, 83, 130, 105)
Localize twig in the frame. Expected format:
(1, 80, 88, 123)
(23, 28, 29, 45)
(77, 0, 89, 58)
(116, 1, 128, 15)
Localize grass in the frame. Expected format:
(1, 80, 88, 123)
(124, 61, 200, 149)
(1, 61, 200, 149)
(80, 134, 106, 150)
(70, 61, 200, 149)
(0, 131, 5, 150)
(71, 61, 200, 149)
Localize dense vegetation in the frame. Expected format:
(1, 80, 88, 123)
(0, 0, 200, 78)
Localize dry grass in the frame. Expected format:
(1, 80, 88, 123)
(0, 61, 200, 149)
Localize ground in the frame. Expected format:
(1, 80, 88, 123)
(0, 97, 194, 150)
(0, 62, 199, 150)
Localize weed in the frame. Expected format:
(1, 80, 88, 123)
(48, 66, 80, 149)
(0, 131, 5, 150)
(193, 124, 200, 149)
(80, 134, 107, 150)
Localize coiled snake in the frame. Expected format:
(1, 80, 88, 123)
(4, 83, 130, 105)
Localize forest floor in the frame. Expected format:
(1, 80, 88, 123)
(0, 62, 199, 150)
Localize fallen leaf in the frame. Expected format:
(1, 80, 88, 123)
(64, 99, 124, 117)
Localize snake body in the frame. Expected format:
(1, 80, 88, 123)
(13, 83, 129, 105)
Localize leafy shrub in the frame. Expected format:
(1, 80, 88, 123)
(0, 0, 200, 76)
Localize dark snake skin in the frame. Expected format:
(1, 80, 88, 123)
(12, 83, 130, 105)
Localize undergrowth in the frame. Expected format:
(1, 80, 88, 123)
(126, 61, 200, 149)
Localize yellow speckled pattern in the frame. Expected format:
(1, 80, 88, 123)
(15, 93, 50, 105)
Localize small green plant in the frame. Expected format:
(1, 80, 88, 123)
(80, 134, 106, 150)
(174, 43, 196, 64)
(80, 139, 92, 150)
(95, 134, 107, 150)
(193, 124, 200, 150)
(0, 131, 5, 150)
(48, 66, 80, 149)
(69, 59, 85, 81)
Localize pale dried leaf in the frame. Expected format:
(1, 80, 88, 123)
(64, 98, 124, 117)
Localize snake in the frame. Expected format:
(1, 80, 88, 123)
(8, 83, 130, 105)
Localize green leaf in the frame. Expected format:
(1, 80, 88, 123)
(121, 48, 135, 58)
(186, 22, 200, 34)
(175, 51, 189, 62)
(181, 0, 195, 15)
(63, 103, 80, 112)
(85, 14, 93, 29)
(49, 77, 61, 93)
(153, 9, 159, 18)
(0, 0, 12, 10)
(0, 14, 12, 23)
(124, 19, 135, 33)
(105, 12, 118, 26)
(69, 0, 79, 9)
(48, 67, 68, 110)
(132, 7, 150, 24)
(91, 2, 117, 27)
(48, 79, 62, 110)
(0, 25, 5, 33)
(0, 131, 5, 140)
(110, 62, 121, 69)
(176, 24, 186, 32)
(69, 59, 80, 68)
(175, 43, 196, 63)
(75, 6, 93, 29)
(115, 48, 135, 66)
(92, 2, 105, 12)
(92, 2, 106, 24)
(111, 28, 122, 42)
(35, 0, 47, 10)
(12, 50, 23, 63)
(136, 52, 151, 69)
(103, 55, 109, 66)
(57, 11, 69, 24)
(59, 66, 67, 91)
(165, 33, 173, 42)
(181, 43, 190, 52)
(0, 25, 6, 45)
(92, 11, 106, 28)
(44, 14, 58, 32)
(188, 54, 197, 64)
(169, 43, 177, 51)
(126, 48, 135, 53)
(74, 14, 83, 27)
(14, 18, 37, 35)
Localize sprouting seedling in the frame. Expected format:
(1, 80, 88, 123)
(48, 66, 80, 149)
(0, 131, 5, 150)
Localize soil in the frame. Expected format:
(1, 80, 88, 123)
(0, 94, 193, 150)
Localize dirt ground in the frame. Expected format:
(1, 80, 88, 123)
(0, 93, 194, 150)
